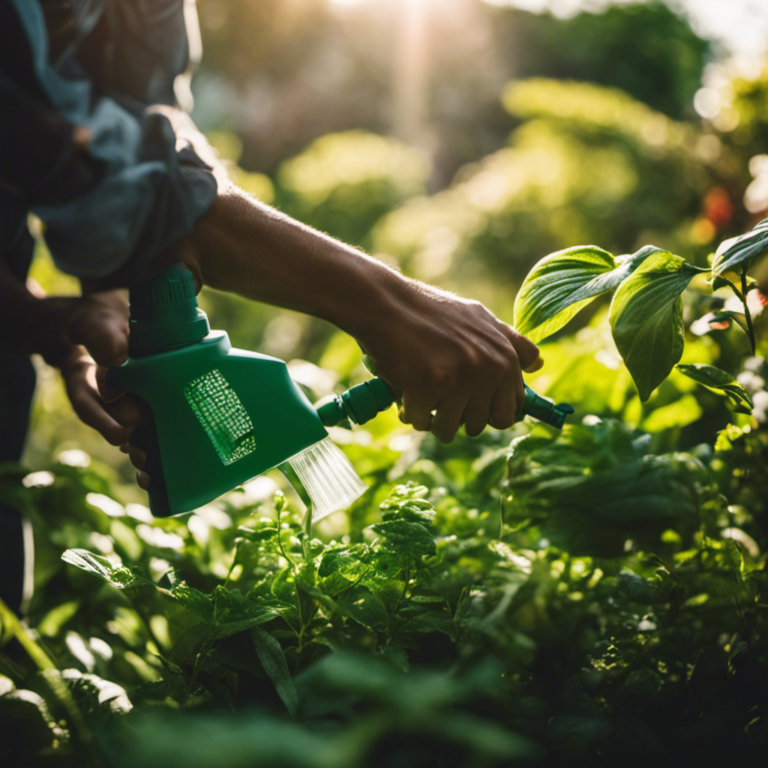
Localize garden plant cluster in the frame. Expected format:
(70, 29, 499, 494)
(4, 11, 768, 761)
(1, 212, 767, 766)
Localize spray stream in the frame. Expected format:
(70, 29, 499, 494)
(283, 437, 367, 523)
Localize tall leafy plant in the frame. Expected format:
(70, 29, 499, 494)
(513, 219, 768, 408)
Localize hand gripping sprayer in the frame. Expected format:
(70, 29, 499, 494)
(108, 264, 574, 520)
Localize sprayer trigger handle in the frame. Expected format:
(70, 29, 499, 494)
(130, 402, 173, 517)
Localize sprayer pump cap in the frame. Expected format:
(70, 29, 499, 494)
(130, 263, 198, 305)
(128, 264, 210, 355)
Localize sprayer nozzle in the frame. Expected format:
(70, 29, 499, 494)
(520, 385, 574, 429)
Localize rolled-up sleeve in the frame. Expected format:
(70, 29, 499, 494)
(1, 0, 217, 282)
(35, 108, 217, 281)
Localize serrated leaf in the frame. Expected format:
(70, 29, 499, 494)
(170, 584, 216, 623)
(336, 587, 390, 631)
(712, 218, 768, 276)
(252, 628, 298, 718)
(171, 585, 282, 637)
(610, 251, 702, 400)
(318, 546, 369, 580)
(674, 363, 754, 414)
(371, 520, 437, 559)
(513, 246, 659, 343)
(63, 670, 133, 715)
(61, 549, 152, 589)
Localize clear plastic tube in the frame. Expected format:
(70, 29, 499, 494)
(284, 437, 367, 522)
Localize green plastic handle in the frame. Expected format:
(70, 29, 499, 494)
(318, 356, 574, 430)
(364, 354, 574, 429)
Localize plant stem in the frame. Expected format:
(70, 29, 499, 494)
(719, 273, 756, 354)
(740, 270, 757, 355)
(302, 504, 312, 561)
(276, 500, 296, 569)
(224, 540, 242, 588)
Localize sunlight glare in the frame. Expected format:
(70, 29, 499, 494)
(327, 0, 372, 7)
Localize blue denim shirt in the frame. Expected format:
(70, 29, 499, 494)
(0, 0, 217, 282)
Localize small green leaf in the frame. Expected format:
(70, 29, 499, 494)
(610, 251, 702, 401)
(712, 218, 768, 276)
(513, 246, 659, 343)
(405, 609, 457, 640)
(61, 549, 151, 589)
(37, 600, 80, 637)
(252, 628, 298, 718)
(674, 363, 754, 414)
(716, 310, 750, 335)
(237, 525, 278, 542)
(710, 273, 758, 292)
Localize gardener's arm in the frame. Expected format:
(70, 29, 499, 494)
(170, 184, 543, 443)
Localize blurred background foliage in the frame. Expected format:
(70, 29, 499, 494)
(7, 2, 768, 765)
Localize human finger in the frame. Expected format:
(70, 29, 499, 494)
(489, 367, 525, 430)
(136, 470, 151, 490)
(103, 394, 142, 429)
(128, 446, 146, 471)
(95, 366, 127, 403)
(69, 383, 134, 446)
(68, 292, 130, 368)
(400, 389, 438, 432)
(431, 391, 472, 444)
(523, 356, 544, 374)
(498, 325, 541, 372)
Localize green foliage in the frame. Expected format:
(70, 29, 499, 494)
(675, 363, 754, 414)
(4, 391, 768, 766)
(514, 215, 768, 400)
(713, 217, 768, 276)
(504, 419, 709, 556)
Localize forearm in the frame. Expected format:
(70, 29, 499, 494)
(172, 182, 541, 444)
(179, 184, 411, 347)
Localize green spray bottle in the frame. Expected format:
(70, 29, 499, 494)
(108, 264, 573, 520)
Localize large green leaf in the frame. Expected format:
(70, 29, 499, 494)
(610, 251, 702, 401)
(674, 363, 754, 414)
(712, 218, 768, 276)
(513, 246, 659, 343)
